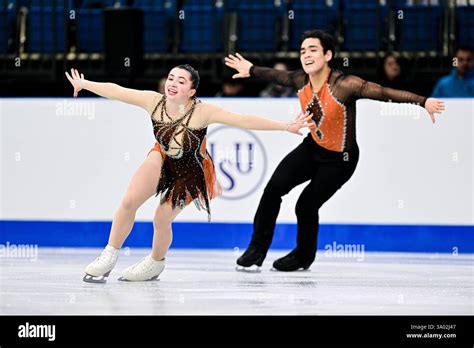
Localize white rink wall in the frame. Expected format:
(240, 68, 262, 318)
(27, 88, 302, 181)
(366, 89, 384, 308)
(1, 97, 472, 225)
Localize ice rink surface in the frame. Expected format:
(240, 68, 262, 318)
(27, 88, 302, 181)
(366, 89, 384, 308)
(0, 248, 472, 315)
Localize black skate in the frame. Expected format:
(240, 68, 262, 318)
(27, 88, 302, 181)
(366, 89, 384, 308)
(236, 246, 266, 273)
(272, 249, 312, 272)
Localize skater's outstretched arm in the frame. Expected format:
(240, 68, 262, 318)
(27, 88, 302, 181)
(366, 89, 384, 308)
(202, 102, 312, 135)
(65, 68, 160, 114)
(343, 75, 445, 123)
(224, 53, 306, 88)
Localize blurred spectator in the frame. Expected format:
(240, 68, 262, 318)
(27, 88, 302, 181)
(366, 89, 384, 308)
(259, 62, 296, 97)
(432, 45, 474, 97)
(158, 77, 166, 94)
(375, 54, 411, 91)
(215, 77, 246, 97)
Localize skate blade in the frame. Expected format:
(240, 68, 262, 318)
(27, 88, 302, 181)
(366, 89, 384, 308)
(82, 271, 111, 284)
(117, 275, 160, 282)
(235, 265, 262, 273)
(270, 267, 310, 272)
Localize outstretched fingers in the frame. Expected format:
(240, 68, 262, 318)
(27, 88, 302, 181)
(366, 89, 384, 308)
(295, 111, 313, 122)
(437, 100, 445, 112)
(65, 71, 74, 84)
(228, 54, 240, 61)
(303, 113, 313, 122)
(224, 57, 235, 65)
(65, 68, 83, 97)
(429, 100, 446, 124)
(65, 71, 78, 97)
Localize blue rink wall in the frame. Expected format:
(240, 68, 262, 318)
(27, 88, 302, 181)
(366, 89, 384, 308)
(1, 221, 473, 253)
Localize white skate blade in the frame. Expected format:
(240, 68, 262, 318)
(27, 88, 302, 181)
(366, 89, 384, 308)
(82, 271, 111, 284)
(235, 265, 261, 273)
(117, 275, 160, 282)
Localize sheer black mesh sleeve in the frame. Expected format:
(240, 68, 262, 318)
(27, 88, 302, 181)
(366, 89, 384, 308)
(343, 75, 427, 107)
(249, 65, 307, 89)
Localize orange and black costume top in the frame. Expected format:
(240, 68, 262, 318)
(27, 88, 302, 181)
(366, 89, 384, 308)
(147, 95, 221, 221)
(250, 66, 427, 153)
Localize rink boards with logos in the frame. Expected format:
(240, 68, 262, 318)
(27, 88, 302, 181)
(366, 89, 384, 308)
(0, 98, 472, 253)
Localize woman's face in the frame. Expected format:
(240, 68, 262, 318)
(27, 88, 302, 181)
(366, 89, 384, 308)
(300, 38, 332, 75)
(384, 56, 401, 80)
(164, 67, 196, 101)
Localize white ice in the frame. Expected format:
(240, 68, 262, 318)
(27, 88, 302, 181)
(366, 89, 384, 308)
(0, 248, 472, 315)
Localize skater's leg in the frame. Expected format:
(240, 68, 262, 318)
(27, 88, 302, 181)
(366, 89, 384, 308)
(83, 151, 163, 283)
(273, 150, 359, 271)
(250, 141, 313, 251)
(237, 141, 314, 269)
(108, 151, 163, 249)
(151, 202, 183, 261)
(118, 203, 182, 282)
(295, 165, 357, 261)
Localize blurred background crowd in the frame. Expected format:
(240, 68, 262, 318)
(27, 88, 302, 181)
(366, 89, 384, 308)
(1, 0, 473, 98)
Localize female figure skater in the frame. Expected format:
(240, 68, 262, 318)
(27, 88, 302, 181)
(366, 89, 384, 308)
(65, 65, 312, 283)
(225, 29, 445, 272)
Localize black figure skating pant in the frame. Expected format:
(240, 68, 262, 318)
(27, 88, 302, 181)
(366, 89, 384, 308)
(249, 134, 359, 264)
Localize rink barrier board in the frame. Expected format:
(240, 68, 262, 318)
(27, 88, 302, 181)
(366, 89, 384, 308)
(0, 220, 473, 253)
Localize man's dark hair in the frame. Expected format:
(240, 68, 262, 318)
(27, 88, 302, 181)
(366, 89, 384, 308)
(175, 64, 200, 90)
(300, 29, 336, 62)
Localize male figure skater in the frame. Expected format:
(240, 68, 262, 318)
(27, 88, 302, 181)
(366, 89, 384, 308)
(225, 30, 445, 272)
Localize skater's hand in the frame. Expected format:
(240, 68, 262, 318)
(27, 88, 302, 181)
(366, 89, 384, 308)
(224, 53, 253, 79)
(424, 98, 445, 124)
(286, 111, 313, 136)
(65, 68, 85, 98)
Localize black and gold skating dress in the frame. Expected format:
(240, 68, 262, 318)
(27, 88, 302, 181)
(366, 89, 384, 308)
(147, 95, 221, 221)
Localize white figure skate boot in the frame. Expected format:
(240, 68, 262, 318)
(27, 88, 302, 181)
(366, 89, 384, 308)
(118, 255, 165, 282)
(83, 245, 119, 283)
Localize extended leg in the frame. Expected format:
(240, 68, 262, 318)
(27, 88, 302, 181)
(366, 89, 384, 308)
(83, 151, 163, 283)
(236, 141, 313, 269)
(118, 202, 183, 282)
(273, 151, 359, 271)
(108, 151, 163, 249)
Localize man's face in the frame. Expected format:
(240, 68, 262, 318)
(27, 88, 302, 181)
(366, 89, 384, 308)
(300, 38, 331, 75)
(455, 50, 473, 75)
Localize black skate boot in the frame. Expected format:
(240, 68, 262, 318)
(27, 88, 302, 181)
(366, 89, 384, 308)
(272, 249, 312, 272)
(236, 245, 266, 272)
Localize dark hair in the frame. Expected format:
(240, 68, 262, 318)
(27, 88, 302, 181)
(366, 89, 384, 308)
(300, 29, 336, 62)
(174, 64, 200, 90)
(383, 53, 398, 63)
(455, 45, 473, 54)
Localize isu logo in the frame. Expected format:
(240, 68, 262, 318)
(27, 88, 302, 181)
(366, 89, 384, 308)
(207, 126, 267, 200)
